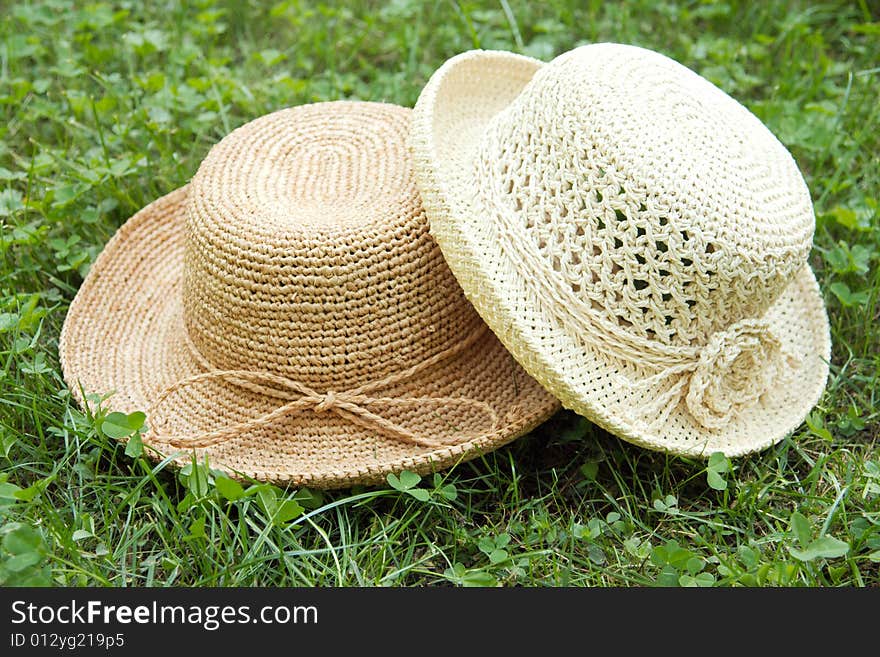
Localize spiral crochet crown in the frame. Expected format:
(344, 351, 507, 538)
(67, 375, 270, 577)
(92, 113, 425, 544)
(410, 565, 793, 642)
(475, 43, 815, 351)
(183, 101, 479, 390)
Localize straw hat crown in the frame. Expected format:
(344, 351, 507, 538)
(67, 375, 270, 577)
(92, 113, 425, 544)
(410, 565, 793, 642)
(183, 101, 478, 391)
(474, 43, 815, 351)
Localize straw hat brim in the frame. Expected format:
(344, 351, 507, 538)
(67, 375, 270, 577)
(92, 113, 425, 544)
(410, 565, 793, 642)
(59, 185, 560, 487)
(410, 50, 832, 457)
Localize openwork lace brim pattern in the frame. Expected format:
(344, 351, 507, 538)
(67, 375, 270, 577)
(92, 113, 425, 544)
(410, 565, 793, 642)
(60, 102, 560, 488)
(410, 50, 831, 457)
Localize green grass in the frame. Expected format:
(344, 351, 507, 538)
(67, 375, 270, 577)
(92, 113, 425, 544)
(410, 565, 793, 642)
(1, 0, 879, 587)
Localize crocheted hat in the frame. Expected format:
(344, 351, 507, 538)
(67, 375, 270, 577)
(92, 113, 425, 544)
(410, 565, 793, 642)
(411, 44, 831, 457)
(60, 101, 560, 487)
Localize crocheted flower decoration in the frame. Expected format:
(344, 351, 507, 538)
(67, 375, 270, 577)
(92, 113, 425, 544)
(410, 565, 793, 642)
(685, 319, 800, 429)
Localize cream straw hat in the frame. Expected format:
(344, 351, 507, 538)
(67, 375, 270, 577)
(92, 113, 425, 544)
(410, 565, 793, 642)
(411, 43, 831, 457)
(60, 101, 560, 487)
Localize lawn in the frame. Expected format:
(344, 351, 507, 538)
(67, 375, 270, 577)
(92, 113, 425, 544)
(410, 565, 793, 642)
(1, 0, 878, 587)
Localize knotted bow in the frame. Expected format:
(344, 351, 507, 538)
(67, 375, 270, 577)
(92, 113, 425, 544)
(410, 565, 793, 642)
(149, 325, 499, 449)
(622, 318, 801, 430)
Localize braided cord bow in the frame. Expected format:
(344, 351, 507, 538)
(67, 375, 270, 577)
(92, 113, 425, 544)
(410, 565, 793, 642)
(149, 325, 499, 449)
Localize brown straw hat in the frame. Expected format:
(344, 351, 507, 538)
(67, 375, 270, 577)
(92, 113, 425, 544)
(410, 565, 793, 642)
(60, 101, 560, 488)
(411, 44, 831, 458)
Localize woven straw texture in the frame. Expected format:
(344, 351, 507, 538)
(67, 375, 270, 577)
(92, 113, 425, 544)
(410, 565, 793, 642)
(59, 101, 560, 487)
(411, 44, 831, 457)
